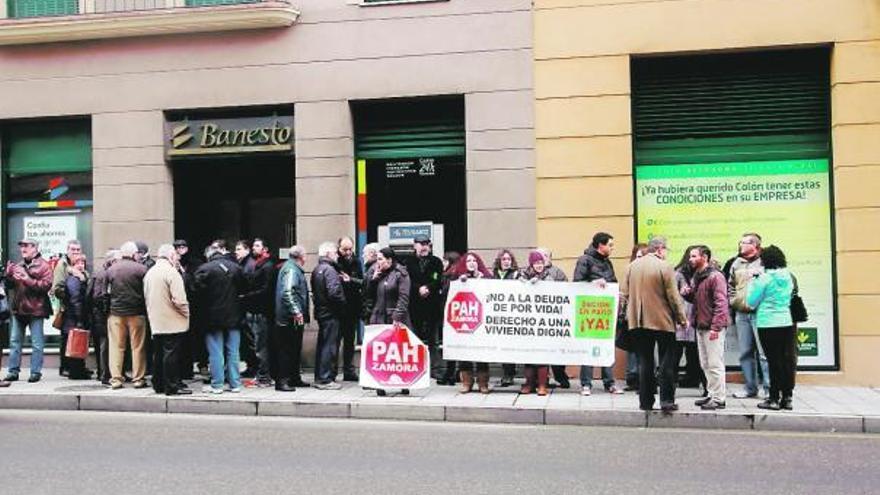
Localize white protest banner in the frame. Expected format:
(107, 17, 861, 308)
(443, 279, 619, 366)
(359, 323, 431, 390)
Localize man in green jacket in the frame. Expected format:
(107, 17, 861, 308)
(274, 245, 310, 392)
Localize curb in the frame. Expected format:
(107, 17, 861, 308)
(0, 392, 875, 434)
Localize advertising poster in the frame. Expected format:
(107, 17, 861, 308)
(23, 215, 77, 258)
(359, 324, 431, 390)
(635, 159, 835, 368)
(443, 279, 619, 366)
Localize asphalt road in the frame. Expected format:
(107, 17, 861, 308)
(1, 411, 878, 495)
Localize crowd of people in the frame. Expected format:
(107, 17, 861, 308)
(0, 230, 800, 412)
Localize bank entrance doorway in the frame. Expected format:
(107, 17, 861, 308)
(173, 155, 295, 257)
(353, 97, 467, 255)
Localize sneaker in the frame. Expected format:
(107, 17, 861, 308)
(202, 385, 223, 394)
(694, 396, 712, 406)
(111, 381, 124, 390)
(780, 397, 793, 411)
(27, 373, 42, 383)
(343, 373, 359, 382)
(313, 381, 342, 390)
(499, 376, 514, 387)
(605, 385, 624, 395)
(700, 400, 726, 410)
(733, 390, 758, 399)
(757, 399, 781, 410)
(660, 402, 679, 413)
(133, 380, 148, 389)
(0, 380, 10, 388)
(580, 387, 592, 396)
(3, 374, 19, 382)
(229, 386, 242, 393)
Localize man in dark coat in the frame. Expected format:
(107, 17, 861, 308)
(573, 232, 624, 396)
(311, 242, 347, 390)
(194, 240, 247, 394)
(336, 236, 363, 381)
(404, 235, 444, 378)
(242, 238, 276, 387)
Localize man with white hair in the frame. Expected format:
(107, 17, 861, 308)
(362, 242, 380, 275)
(105, 241, 149, 389)
(310, 241, 346, 390)
(274, 245, 310, 391)
(144, 244, 191, 396)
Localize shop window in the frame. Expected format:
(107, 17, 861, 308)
(185, 0, 259, 7)
(7, 0, 78, 18)
(2, 118, 93, 351)
(631, 47, 836, 369)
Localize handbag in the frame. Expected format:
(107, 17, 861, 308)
(790, 274, 808, 323)
(52, 308, 65, 330)
(615, 327, 636, 352)
(65, 327, 91, 360)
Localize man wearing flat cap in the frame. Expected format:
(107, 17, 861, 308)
(404, 234, 444, 378)
(4, 238, 54, 383)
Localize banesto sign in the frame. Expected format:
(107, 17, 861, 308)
(166, 114, 294, 157)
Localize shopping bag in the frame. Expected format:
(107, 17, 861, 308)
(65, 328, 91, 359)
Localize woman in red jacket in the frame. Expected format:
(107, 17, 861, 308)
(452, 252, 493, 393)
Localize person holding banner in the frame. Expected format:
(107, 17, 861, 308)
(363, 247, 412, 396)
(493, 249, 521, 387)
(453, 252, 493, 394)
(620, 237, 688, 412)
(436, 251, 461, 386)
(573, 232, 624, 396)
(518, 250, 556, 396)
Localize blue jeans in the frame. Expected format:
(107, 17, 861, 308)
(580, 365, 615, 390)
(204, 329, 241, 390)
(736, 312, 770, 395)
(625, 351, 639, 386)
(7, 316, 45, 376)
(245, 313, 271, 381)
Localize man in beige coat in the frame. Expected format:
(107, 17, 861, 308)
(620, 237, 687, 412)
(144, 244, 191, 396)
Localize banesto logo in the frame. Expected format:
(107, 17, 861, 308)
(171, 124, 193, 149)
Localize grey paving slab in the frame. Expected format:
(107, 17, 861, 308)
(0, 393, 78, 411)
(863, 416, 880, 434)
(80, 395, 167, 413)
(259, 400, 350, 418)
(446, 405, 543, 424)
(546, 408, 647, 428)
(753, 413, 865, 433)
(352, 403, 445, 422)
(167, 397, 257, 416)
(647, 410, 754, 430)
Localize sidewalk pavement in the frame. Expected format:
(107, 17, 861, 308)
(1, 370, 878, 434)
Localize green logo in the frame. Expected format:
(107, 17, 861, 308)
(574, 295, 615, 340)
(796, 327, 818, 357)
